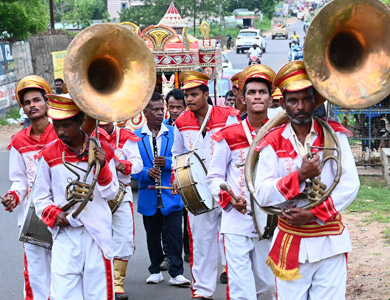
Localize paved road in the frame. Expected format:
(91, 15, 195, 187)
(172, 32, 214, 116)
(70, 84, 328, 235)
(226, 20, 305, 73)
(0, 20, 305, 300)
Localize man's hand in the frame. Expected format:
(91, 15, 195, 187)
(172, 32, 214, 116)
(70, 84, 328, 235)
(1, 194, 16, 212)
(298, 153, 321, 182)
(93, 146, 106, 168)
(148, 167, 161, 180)
(116, 162, 127, 173)
(154, 156, 166, 168)
(55, 212, 70, 227)
(231, 195, 248, 214)
(171, 180, 179, 195)
(281, 207, 317, 226)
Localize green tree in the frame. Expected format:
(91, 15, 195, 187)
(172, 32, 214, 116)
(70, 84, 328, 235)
(223, 0, 277, 20)
(0, 0, 49, 40)
(54, 0, 108, 29)
(119, 0, 221, 29)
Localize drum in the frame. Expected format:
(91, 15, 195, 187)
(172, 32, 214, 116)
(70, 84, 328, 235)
(173, 151, 214, 215)
(19, 198, 52, 249)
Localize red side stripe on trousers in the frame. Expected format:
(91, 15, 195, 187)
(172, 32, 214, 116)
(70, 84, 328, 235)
(222, 235, 230, 300)
(23, 248, 34, 300)
(186, 212, 196, 297)
(103, 254, 114, 300)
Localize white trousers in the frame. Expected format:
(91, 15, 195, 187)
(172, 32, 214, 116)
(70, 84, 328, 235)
(188, 207, 221, 298)
(23, 242, 51, 300)
(219, 232, 226, 266)
(51, 226, 114, 300)
(112, 201, 135, 260)
(224, 234, 276, 300)
(276, 253, 347, 300)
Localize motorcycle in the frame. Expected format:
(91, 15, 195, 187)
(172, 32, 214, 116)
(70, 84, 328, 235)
(249, 55, 261, 65)
(288, 45, 303, 61)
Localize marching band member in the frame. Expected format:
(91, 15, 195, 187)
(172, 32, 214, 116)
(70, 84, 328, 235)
(172, 71, 240, 299)
(32, 93, 119, 300)
(254, 61, 359, 300)
(206, 65, 276, 300)
(231, 72, 247, 120)
(132, 93, 190, 286)
(99, 121, 143, 300)
(1, 75, 57, 300)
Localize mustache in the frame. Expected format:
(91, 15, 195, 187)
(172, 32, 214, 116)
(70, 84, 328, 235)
(292, 111, 311, 118)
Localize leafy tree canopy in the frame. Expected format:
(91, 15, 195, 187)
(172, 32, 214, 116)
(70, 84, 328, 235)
(0, 0, 49, 40)
(119, 0, 276, 29)
(54, 0, 108, 29)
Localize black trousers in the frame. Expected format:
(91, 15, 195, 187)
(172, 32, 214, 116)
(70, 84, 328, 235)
(142, 209, 184, 277)
(162, 208, 190, 258)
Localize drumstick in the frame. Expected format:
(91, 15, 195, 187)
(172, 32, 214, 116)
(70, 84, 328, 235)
(219, 183, 240, 202)
(148, 185, 174, 190)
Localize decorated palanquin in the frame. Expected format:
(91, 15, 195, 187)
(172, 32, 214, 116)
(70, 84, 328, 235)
(122, 1, 222, 130)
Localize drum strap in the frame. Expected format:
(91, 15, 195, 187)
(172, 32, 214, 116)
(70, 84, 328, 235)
(191, 104, 212, 152)
(242, 119, 254, 145)
(243, 119, 277, 240)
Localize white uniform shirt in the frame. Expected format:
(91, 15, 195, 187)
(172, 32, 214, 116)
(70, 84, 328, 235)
(7, 123, 58, 226)
(255, 119, 360, 263)
(172, 105, 240, 170)
(33, 139, 119, 260)
(109, 126, 143, 202)
(206, 119, 268, 237)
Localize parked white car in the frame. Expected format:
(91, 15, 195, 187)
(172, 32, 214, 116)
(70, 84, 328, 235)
(222, 52, 233, 69)
(236, 29, 266, 54)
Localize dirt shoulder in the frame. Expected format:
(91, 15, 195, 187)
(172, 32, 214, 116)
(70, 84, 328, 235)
(0, 124, 23, 151)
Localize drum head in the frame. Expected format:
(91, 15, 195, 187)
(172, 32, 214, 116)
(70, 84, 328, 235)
(189, 153, 214, 209)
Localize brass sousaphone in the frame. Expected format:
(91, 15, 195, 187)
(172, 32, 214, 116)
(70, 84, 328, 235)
(61, 23, 156, 216)
(245, 0, 390, 215)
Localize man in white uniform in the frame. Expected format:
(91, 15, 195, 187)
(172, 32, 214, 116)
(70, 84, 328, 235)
(255, 61, 360, 300)
(33, 93, 119, 300)
(99, 121, 143, 300)
(2, 75, 57, 300)
(172, 71, 240, 299)
(206, 65, 276, 300)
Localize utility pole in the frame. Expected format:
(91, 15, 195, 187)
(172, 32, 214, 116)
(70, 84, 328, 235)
(49, 0, 55, 34)
(193, 0, 196, 36)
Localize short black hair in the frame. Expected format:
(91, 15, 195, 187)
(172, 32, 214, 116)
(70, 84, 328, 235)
(198, 84, 209, 93)
(54, 78, 64, 84)
(145, 92, 164, 110)
(243, 78, 272, 98)
(166, 88, 185, 106)
(225, 90, 235, 99)
(68, 111, 85, 124)
(21, 88, 47, 105)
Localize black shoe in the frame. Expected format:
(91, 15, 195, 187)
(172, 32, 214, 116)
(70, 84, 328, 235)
(184, 253, 190, 263)
(115, 293, 129, 300)
(160, 259, 171, 271)
(219, 271, 228, 284)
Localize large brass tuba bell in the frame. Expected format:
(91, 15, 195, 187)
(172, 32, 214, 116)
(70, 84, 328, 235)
(304, 0, 390, 109)
(64, 23, 156, 122)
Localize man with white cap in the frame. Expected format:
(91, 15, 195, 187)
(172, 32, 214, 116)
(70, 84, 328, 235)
(1, 75, 57, 300)
(254, 61, 359, 300)
(172, 71, 240, 299)
(32, 93, 119, 299)
(206, 64, 277, 300)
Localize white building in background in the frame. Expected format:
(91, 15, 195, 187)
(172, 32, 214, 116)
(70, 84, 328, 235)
(107, 0, 144, 21)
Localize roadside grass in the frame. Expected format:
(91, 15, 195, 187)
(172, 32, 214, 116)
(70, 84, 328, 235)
(0, 108, 20, 125)
(348, 176, 390, 243)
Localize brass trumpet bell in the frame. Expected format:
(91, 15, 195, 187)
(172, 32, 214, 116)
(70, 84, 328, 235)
(64, 23, 156, 122)
(304, 0, 390, 109)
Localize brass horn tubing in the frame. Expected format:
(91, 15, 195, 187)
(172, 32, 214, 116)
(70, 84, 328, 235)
(244, 110, 289, 197)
